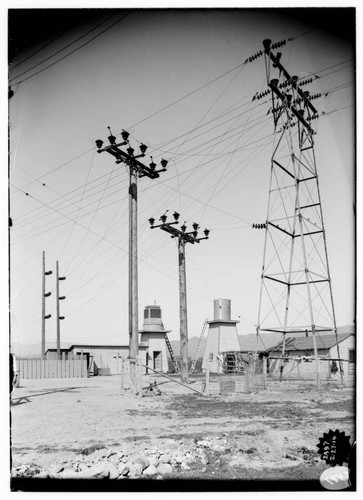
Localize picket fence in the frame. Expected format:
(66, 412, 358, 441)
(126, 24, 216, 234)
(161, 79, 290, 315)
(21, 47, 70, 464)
(18, 358, 88, 379)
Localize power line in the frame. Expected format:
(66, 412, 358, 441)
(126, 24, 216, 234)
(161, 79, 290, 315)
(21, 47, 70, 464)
(10, 12, 117, 80)
(10, 12, 131, 86)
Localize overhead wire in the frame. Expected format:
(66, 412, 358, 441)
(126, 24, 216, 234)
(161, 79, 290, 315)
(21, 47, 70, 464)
(9, 11, 131, 86)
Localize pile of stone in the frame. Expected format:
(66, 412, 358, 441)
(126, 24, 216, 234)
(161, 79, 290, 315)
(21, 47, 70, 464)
(12, 436, 231, 480)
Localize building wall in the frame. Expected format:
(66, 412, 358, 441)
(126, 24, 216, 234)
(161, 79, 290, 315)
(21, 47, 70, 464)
(202, 323, 240, 373)
(69, 346, 148, 375)
(268, 337, 355, 379)
(329, 335, 355, 375)
(140, 332, 168, 373)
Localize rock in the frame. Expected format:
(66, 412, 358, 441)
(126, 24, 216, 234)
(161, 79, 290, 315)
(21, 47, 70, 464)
(33, 470, 49, 479)
(157, 463, 172, 476)
(134, 455, 150, 470)
(211, 444, 227, 453)
(116, 452, 124, 459)
(109, 456, 119, 466)
(148, 456, 159, 468)
(80, 463, 110, 479)
(78, 463, 91, 472)
(197, 440, 211, 448)
(108, 464, 120, 480)
(181, 462, 190, 471)
(129, 463, 143, 477)
(58, 469, 79, 479)
(143, 465, 158, 477)
(118, 463, 130, 477)
(52, 464, 65, 474)
(173, 453, 184, 464)
(159, 453, 172, 464)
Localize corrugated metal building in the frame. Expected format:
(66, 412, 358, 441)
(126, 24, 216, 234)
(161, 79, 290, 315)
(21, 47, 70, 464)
(46, 343, 148, 375)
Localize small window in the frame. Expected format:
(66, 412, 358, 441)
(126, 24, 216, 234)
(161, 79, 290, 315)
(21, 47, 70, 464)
(150, 308, 161, 318)
(209, 353, 213, 362)
(349, 349, 355, 363)
(144, 309, 149, 319)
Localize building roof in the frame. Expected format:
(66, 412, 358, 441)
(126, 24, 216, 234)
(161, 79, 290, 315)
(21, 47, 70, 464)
(269, 333, 354, 353)
(45, 343, 148, 353)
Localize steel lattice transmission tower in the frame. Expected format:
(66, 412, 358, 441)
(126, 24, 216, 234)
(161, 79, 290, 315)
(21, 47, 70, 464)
(252, 39, 342, 386)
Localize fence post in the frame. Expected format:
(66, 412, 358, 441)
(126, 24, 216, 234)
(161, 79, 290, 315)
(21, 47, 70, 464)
(136, 359, 142, 400)
(120, 358, 124, 391)
(80, 349, 84, 378)
(205, 363, 210, 396)
(263, 356, 267, 389)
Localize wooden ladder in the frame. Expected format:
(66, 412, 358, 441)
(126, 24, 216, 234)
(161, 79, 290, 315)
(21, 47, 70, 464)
(190, 319, 209, 374)
(165, 334, 180, 373)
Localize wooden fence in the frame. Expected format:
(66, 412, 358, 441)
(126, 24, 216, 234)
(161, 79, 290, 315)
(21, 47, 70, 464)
(18, 358, 88, 379)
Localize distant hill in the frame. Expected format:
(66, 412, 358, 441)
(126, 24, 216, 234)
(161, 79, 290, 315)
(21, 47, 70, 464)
(11, 325, 354, 358)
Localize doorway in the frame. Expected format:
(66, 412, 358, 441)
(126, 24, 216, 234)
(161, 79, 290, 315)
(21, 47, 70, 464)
(153, 351, 162, 371)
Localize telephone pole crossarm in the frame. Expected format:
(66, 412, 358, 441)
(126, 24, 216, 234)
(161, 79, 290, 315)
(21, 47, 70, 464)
(149, 212, 210, 384)
(95, 127, 169, 393)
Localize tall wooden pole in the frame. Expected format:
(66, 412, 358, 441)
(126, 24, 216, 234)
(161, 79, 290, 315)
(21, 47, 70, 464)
(129, 168, 139, 390)
(56, 260, 60, 359)
(178, 237, 189, 384)
(41, 251, 46, 359)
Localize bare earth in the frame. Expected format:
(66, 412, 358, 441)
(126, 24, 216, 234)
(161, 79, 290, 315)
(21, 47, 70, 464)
(10, 374, 355, 491)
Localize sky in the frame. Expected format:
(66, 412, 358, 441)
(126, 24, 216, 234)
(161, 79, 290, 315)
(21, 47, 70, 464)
(7, 6, 356, 351)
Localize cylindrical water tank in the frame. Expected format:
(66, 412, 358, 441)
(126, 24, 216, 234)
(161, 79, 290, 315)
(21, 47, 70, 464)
(214, 298, 231, 321)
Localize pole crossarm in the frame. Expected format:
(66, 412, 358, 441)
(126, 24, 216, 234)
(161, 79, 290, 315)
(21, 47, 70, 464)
(149, 212, 210, 384)
(96, 128, 168, 180)
(268, 80, 315, 135)
(263, 38, 318, 116)
(95, 127, 169, 393)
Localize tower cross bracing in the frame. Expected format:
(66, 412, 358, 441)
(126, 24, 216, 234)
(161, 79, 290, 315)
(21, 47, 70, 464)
(254, 39, 342, 384)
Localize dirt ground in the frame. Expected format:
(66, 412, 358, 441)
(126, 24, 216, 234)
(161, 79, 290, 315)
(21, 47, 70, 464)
(9, 374, 355, 491)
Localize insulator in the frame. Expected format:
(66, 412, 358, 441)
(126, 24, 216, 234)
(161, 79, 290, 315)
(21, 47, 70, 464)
(44, 292, 51, 297)
(263, 39, 272, 52)
(59, 316, 65, 320)
(44, 314, 51, 319)
(252, 224, 255, 228)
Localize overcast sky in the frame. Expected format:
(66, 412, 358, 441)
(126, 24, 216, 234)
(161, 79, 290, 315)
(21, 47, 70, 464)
(8, 7, 355, 349)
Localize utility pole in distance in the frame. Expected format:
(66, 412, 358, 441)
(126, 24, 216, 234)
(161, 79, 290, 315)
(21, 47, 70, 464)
(41, 251, 52, 359)
(56, 261, 66, 359)
(95, 128, 168, 392)
(149, 211, 210, 384)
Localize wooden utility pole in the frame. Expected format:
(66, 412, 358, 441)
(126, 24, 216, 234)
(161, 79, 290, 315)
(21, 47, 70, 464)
(56, 260, 66, 359)
(96, 128, 168, 392)
(41, 251, 52, 359)
(129, 168, 139, 387)
(149, 212, 210, 384)
(178, 237, 188, 383)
